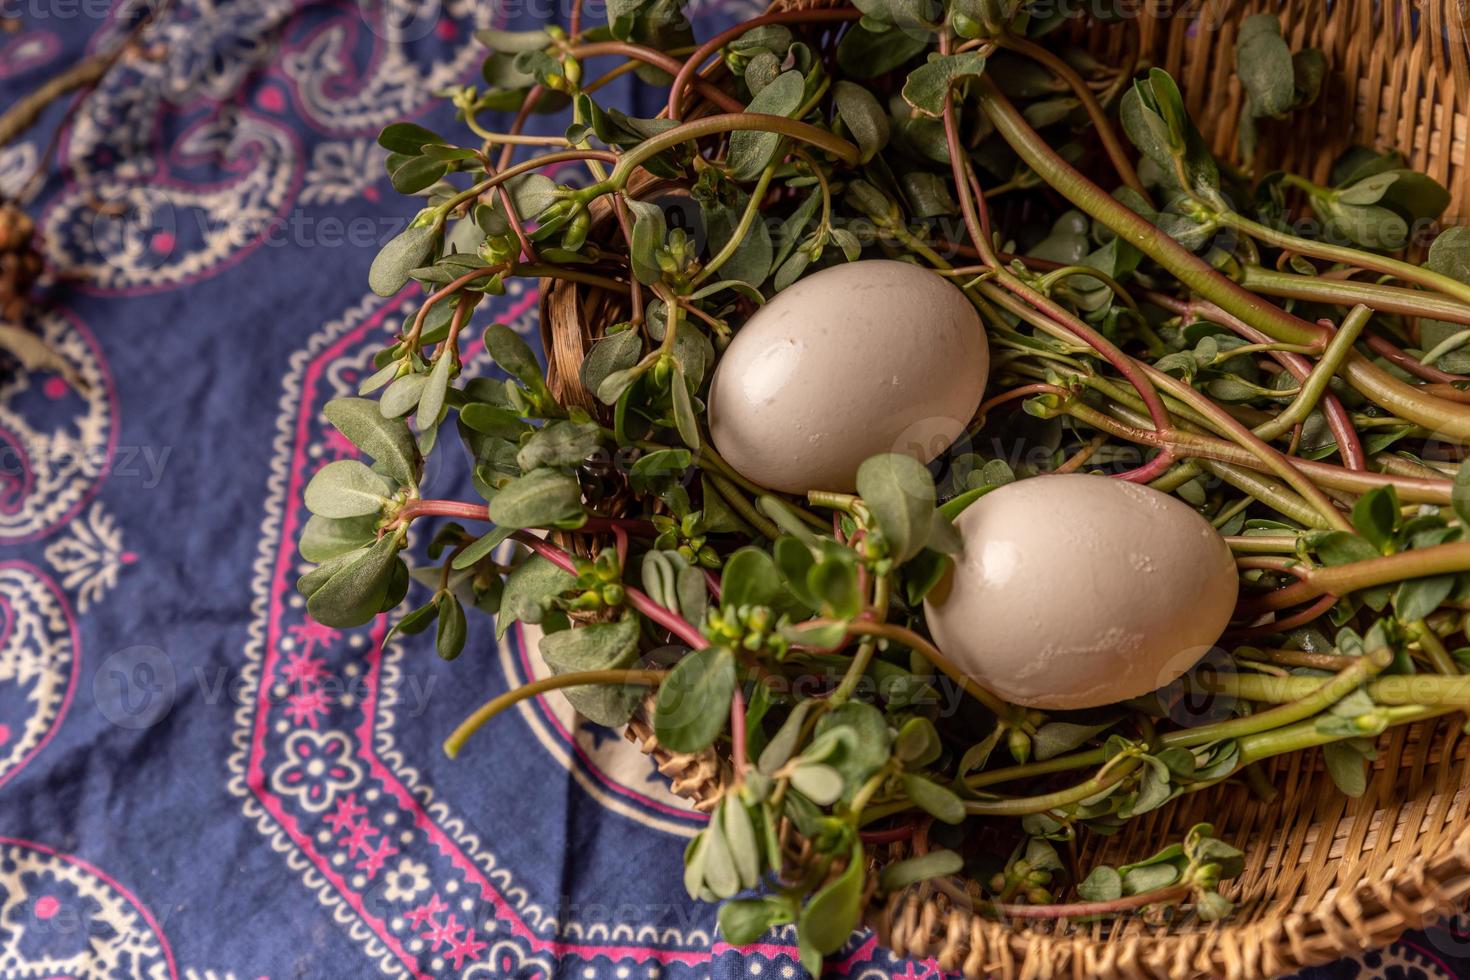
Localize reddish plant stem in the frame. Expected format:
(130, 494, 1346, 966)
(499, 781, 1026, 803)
(978, 383, 1068, 419)
(1229, 593, 1338, 637)
(611, 523, 629, 569)
(512, 532, 708, 649)
(730, 684, 748, 780)
(940, 85, 1174, 461)
(395, 499, 655, 538)
(1361, 334, 1466, 384)
(1146, 291, 1365, 470)
(666, 8, 862, 119)
(498, 85, 546, 171)
(406, 266, 506, 346)
(437, 293, 475, 359)
(989, 885, 1191, 920)
(1241, 540, 1470, 614)
(1235, 556, 1311, 580)
(858, 823, 916, 845)
(484, 159, 538, 264)
(996, 35, 1147, 200)
(572, 42, 744, 112)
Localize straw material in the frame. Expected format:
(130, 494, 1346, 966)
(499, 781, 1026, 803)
(542, 2, 1470, 976)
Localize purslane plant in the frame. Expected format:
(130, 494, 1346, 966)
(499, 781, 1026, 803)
(295, 0, 1470, 969)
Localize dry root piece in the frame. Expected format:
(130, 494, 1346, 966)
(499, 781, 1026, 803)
(0, 197, 41, 324)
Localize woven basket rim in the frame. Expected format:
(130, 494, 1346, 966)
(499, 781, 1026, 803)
(545, 3, 1470, 975)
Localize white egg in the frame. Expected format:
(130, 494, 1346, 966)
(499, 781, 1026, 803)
(924, 474, 1238, 710)
(707, 259, 989, 494)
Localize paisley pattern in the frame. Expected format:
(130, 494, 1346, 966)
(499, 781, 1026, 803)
(0, 0, 1461, 976)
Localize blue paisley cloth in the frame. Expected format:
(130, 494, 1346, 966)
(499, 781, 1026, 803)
(0, 1, 1466, 978)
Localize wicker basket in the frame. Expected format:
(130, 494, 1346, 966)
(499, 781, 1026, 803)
(541, 3, 1470, 977)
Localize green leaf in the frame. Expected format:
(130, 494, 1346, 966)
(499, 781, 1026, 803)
(452, 525, 513, 569)
(670, 363, 701, 450)
(1350, 484, 1398, 552)
(722, 547, 783, 609)
(1077, 866, 1123, 902)
(721, 796, 762, 889)
(1032, 720, 1116, 761)
(728, 70, 805, 180)
(378, 122, 445, 154)
(629, 448, 692, 493)
(878, 849, 962, 892)
(580, 329, 642, 398)
(539, 617, 644, 726)
(304, 459, 392, 518)
(370, 219, 439, 297)
(1322, 742, 1368, 797)
(719, 897, 793, 946)
(1121, 861, 1180, 895)
(483, 323, 545, 390)
(1321, 198, 1408, 250)
(654, 645, 737, 752)
(474, 27, 554, 52)
(417, 353, 452, 432)
(1453, 458, 1470, 527)
(487, 469, 585, 529)
(704, 199, 773, 285)
(798, 841, 865, 956)
(299, 514, 378, 562)
(498, 554, 577, 639)
(517, 421, 603, 471)
(435, 593, 467, 660)
(324, 398, 419, 487)
(385, 599, 439, 646)
(1393, 573, 1454, 623)
(758, 701, 816, 774)
(380, 373, 428, 420)
(627, 198, 667, 285)
(390, 155, 449, 195)
(809, 558, 862, 620)
(857, 453, 936, 563)
(836, 22, 929, 79)
(901, 772, 965, 824)
(1235, 15, 1295, 118)
(306, 535, 401, 628)
(460, 402, 531, 439)
(833, 81, 889, 162)
(814, 702, 892, 797)
(901, 52, 986, 118)
(1429, 225, 1470, 282)
(894, 716, 942, 768)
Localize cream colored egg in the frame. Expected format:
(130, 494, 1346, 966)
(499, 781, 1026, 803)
(924, 474, 1238, 710)
(707, 259, 988, 494)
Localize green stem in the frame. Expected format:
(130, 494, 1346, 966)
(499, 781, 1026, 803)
(444, 669, 665, 758)
(1219, 210, 1470, 309)
(1247, 540, 1470, 612)
(1201, 671, 1470, 706)
(962, 757, 1142, 817)
(607, 113, 861, 188)
(707, 472, 781, 539)
(695, 162, 778, 285)
(1414, 620, 1462, 677)
(1233, 704, 1456, 765)
(842, 620, 1010, 717)
(1162, 648, 1391, 749)
(1254, 305, 1371, 439)
(1239, 265, 1470, 327)
(973, 78, 1470, 442)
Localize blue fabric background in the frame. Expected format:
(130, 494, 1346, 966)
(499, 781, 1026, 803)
(0, 1, 1466, 977)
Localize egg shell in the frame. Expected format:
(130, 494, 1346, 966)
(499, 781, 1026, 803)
(923, 473, 1238, 710)
(707, 259, 988, 494)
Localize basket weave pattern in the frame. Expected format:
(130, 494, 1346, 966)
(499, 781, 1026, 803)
(543, 3, 1470, 976)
